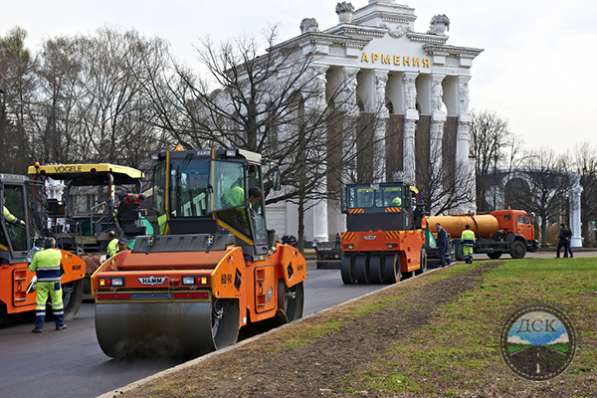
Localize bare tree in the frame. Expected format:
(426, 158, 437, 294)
(470, 110, 522, 211)
(506, 150, 568, 243)
(138, 27, 378, 249)
(33, 36, 83, 163)
(0, 27, 37, 173)
(417, 142, 475, 215)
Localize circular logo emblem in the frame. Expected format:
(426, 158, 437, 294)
(501, 304, 576, 381)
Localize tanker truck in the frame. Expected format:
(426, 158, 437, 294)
(427, 209, 538, 260)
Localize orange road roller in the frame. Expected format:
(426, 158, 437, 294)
(340, 182, 427, 285)
(91, 147, 307, 358)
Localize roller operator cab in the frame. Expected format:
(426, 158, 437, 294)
(340, 182, 427, 285)
(0, 174, 86, 322)
(91, 148, 307, 359)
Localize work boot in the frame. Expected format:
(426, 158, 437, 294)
(32, 328, 43, 334)
(56, 324, 68, 331)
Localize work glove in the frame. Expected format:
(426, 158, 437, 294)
(18, 219, 26, 227)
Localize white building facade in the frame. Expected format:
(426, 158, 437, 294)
(266, 0, 483, 243)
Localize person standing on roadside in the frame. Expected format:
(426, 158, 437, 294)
(556, 224, 574, 258)
(460, 225, 476, 264)
(28, 238, 67, 333)
(436, 223, 449, 267)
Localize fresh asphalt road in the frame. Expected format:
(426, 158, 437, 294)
(0, 266, 384, 398)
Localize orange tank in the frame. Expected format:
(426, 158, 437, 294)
(427, 214, 499, 239)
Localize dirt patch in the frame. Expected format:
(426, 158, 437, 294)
(120, 263, 497, 398)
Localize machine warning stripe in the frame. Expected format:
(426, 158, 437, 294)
(342, 232, 355, 241)
(347, 208, 365, 215)
(385, 231, 402, 240)
(384, 207, 401, 213)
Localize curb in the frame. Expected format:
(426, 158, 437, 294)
(96, 265, 447, 398)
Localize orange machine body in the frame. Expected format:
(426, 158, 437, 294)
(341, 229, 424, 274)
(92, 243, 306, 328)
(0, 250, 86, 315)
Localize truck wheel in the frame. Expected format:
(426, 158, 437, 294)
(340, 254, 354, 285)
(62, 279, 83, 321)
(367, 255, 383, 284)
(487, 252, 502, 260)
(510, 241, 527, 259)
(381, 254, 401, 284)
(353, 255, 369, 284)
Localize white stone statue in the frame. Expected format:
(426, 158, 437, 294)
(403, 74, 417, 110)
(432, 78, 444, 113)
(458, 78, 470, 114)
(375, 72, 389, 115)
(428, 14, 450, 36)
(340, 68, 359, 116)
(300, 18, 319, 34)
(336, 2, 355, 24)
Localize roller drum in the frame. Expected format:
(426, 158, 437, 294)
(95, 299, 239, 359)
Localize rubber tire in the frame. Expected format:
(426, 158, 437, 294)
(367, 255, 383, 284)
(415, 249, 427, 275)
(381, 254, 401, 284)
(284, 282, 304, 322)
(353, 255, 369, 284)
(340, 254, 354, 285)
(510, 241, 527, 259)
(487, 252, 503, 260)
(63, 279, 84, 321)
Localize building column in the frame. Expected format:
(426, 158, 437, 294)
(456, 75, 475, 213)
(305, 64, 329, 242)
(374, 70, 389, 182)
(402, 72, 419, 184)
(569, 173, 583, 248)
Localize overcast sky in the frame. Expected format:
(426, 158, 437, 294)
(1, 0, 596, 153)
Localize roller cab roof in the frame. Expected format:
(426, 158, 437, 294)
(27, 163, 144, 186)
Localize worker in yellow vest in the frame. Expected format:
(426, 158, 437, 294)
(106, 231, 119, 258)
(28, 238, 66, 333)
(460, 224, 476, 264)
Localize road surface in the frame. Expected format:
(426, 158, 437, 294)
(0, 267, 384, 398)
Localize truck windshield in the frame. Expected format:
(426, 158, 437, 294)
(346, 185, 404, 209)
(170, 159, 210, 217)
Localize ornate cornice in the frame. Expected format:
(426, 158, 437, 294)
(423, 44, 484, 58)
(406, 32, 449, 45)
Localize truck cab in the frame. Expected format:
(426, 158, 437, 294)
(490, 209, 538, 253)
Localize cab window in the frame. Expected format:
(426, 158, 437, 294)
(518, 216, 530, 225)
(213, 161, 251, 239)
(3, 184, 28, 252)
(382, 186, 403, 207)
